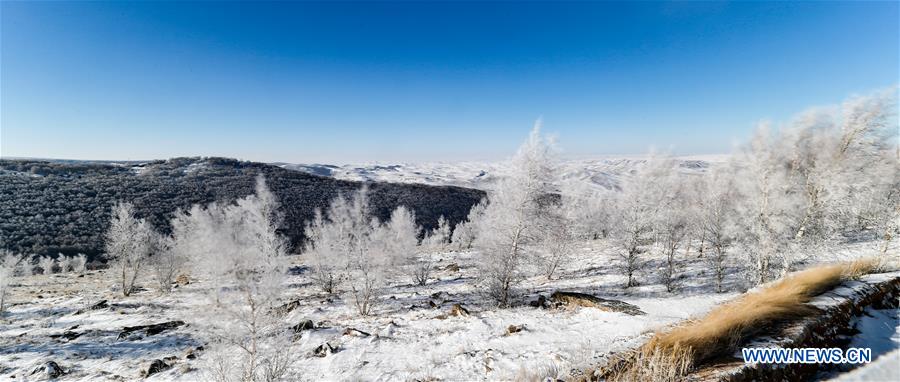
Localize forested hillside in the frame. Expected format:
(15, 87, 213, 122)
(0, 157, 484, 258)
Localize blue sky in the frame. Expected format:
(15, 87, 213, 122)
(2, 1, 897, 163)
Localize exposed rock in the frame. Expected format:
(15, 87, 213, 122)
(275, 300, 302, 315)
(184, 346, 203, 360)
(550, 291, 645, 316)
(435, 303, 471, 319)
(450, 303, 470, 317)
(142, 359, 171, 378)
(529, 295, 548, 308)
(291, 319, 315, 333)
(49, 330, 83, 342)
(74, 299, 108, 315)
(506, 324, 526, 335)
(430, 291, 450, 301)
(175, 274, 190, 286)
(343, 327, 371, 337)
(311, 342, 338, 357)
(117, 320, 185, 340)
(30, 361, 63, 379)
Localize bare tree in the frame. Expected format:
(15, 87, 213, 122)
(104, 202, 153, 296)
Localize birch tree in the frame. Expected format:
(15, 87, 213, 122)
(474, 123, 559, 306)
(105, 202, 153, 296)
(191, 175, 294, 382)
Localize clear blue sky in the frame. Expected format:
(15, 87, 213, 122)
(2, 1, 897, 163)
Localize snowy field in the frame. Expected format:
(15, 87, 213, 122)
(1, 239, 892, 381)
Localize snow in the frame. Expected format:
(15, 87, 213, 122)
(1, 240, 741, 381)
(279, 156, 725, 191)
(828, 349, 900, 382)
(1, 239, 893, 380)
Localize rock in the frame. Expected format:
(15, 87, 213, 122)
(342, 327, 371, 337)
(275, 300, 302, 316)
(549, 291, 645, 316)
(74, 300, 108, 315)
(142, 359, 171, 378)
(449, 303, 470, 317)
(30, 361, 63, 379)
(291, 320, 315, 333)
(529, 295, 548, 308)
(506, 324, 526, 335)
(49, 330, 83, 342)
(430, 291, 450, 301)
(183, 346, 203, 360)
(311, 342, 338, 357)
(117, 321, 185, 340)
(175, 274, 190, 285)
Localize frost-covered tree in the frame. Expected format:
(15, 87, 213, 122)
(795, 92, 896, 235)
(303, 187, 390, 315)
(150, 231, 184, 294)
(382, 206, 425, 285)
(105, 202, 153, 296)
(0, 251, 24, 314)
(190, 175, 294, 382)
(609, 156, 671, 288)
(71, 254, 88, 274)
(304, 187, 373, 297)
(38, 255, 56, 275)
(729, 90, 898, 279)
(561, 179, 611, 240)
(451, 199, 487, 251)
(539, 208, 575, 280)
(423, 215, 451, 252)
(303, 210, 339, 293)
(694, 170, 738, 292)
(57, 254, 73, 273)
(731, 126, 800, 285)
(654, 169, 692, 292)
(474, 123, 559, 306)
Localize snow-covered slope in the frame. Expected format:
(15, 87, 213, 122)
(279, 156, 727, 191)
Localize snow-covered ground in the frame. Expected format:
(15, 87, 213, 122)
(278, 156, 726, 191)
(1, 239, 893, 381)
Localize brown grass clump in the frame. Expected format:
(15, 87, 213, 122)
(606, 258, 878, 382)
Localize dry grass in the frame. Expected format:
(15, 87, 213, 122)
(605, 258, 879, 382)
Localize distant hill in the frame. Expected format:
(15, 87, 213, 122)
(0, 157, 485, 259)
(278, 156, 723, 191)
